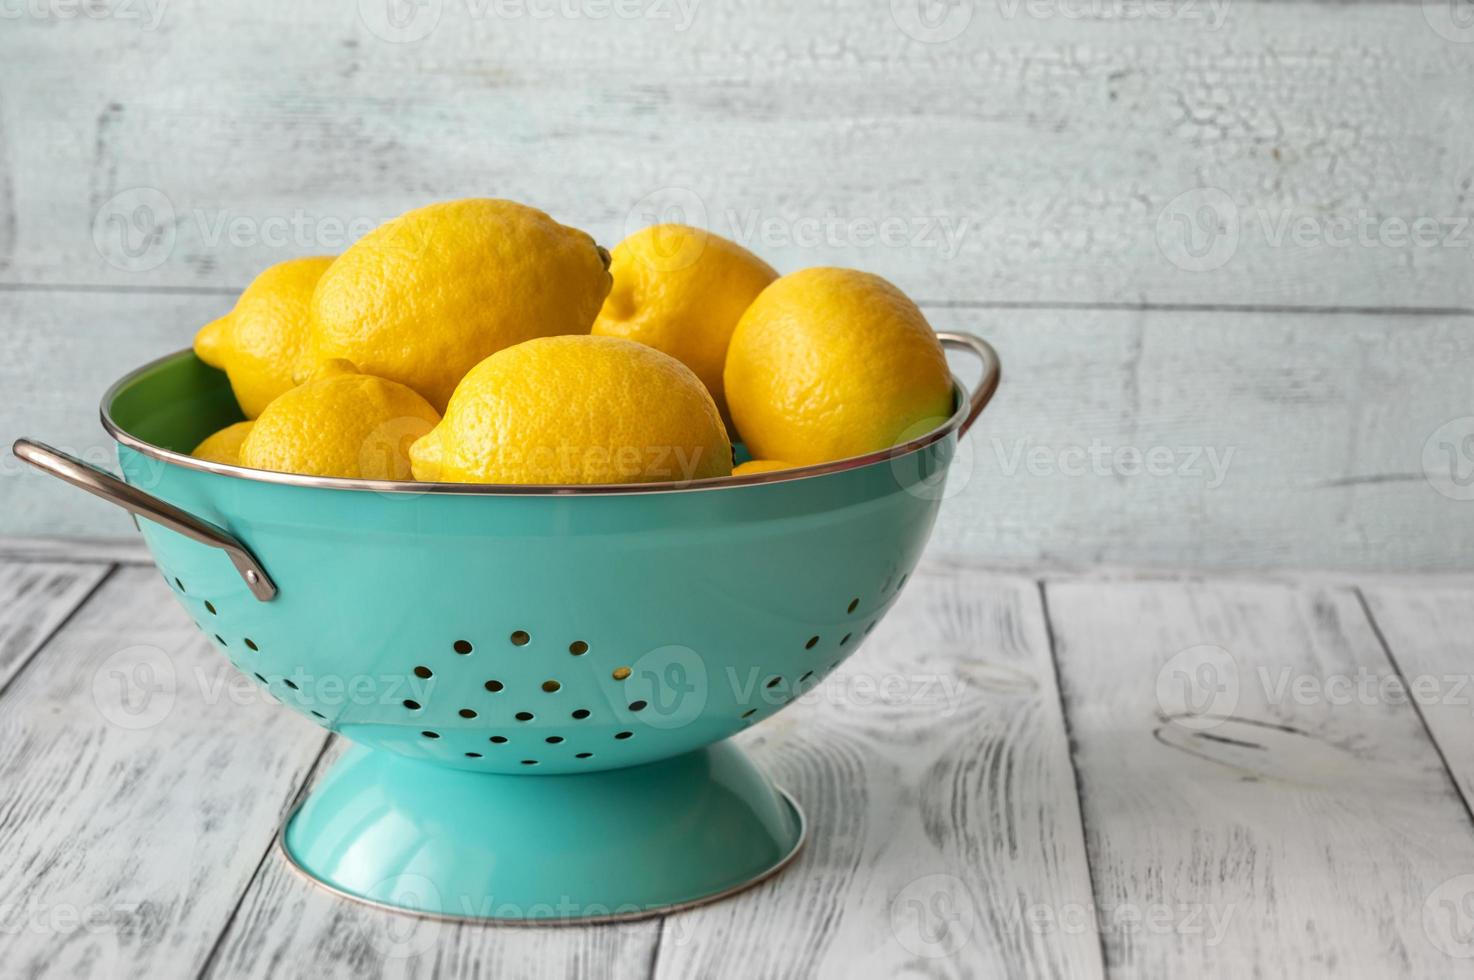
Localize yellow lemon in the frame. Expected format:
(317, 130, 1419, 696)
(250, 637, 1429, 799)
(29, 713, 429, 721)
(194, 256, 334, 418)
(724, 268, 953, 465)
(305, 199, 611, 411)
(733, 459, 795, 476)
(592, 224, 775, 422)
(411, 336, 731, 485)
(191, 421, 254, 465)
(240, 360, 440, 480)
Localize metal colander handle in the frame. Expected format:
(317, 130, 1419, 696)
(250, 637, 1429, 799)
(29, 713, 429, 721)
(11, 439, 278, 601)
(936, 332, 1002, 438)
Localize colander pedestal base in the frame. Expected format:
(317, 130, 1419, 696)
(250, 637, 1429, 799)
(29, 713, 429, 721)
(279, 740, 805, 923)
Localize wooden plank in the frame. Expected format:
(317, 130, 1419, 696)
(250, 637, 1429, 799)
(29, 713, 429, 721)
(1360, 585, 1474, 812)
(0, 289, 229, 540)
(200, 735, 661, 980)
(6, 287, 1472, 573)
(652, 569, 1102, 979)
(929, 307, 1474, 574)
(0, 565, 330, 978)
(0, 557, 111, 689)
(0, 537, 152, 566)
(0, 2, 1470, 309)
(1045, 579, 1474, 977)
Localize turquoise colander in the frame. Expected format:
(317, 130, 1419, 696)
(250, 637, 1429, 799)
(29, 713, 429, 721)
(14, 332, 999, 923)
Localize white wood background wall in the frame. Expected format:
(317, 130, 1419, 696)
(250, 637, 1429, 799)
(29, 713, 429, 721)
(0, 0, 1470, 570)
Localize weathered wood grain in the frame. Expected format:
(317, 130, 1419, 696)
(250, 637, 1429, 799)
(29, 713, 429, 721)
(199, 744, 660, 980)
(5, 286, 1469, 573)
(928, 306, 1474, 574)
(0, 2, 1470, 309)
(1045, 579, 1474, 977)
(0, 289, 228, 539)
(0, 536, 151, 566)
(1360, 586, 1474, 813)
(653, 569, 1101, 979)
(0, 557, 111, 689)
(0, 565, 330, 979)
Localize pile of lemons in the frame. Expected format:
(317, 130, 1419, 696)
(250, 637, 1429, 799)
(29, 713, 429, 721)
(191, 198, 955, 485)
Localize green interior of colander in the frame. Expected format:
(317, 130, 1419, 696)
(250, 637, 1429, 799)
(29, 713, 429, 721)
(108, 353, 245, 454)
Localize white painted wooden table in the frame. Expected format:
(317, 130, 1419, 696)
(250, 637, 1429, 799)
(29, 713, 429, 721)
(3, 539, 1472, 979)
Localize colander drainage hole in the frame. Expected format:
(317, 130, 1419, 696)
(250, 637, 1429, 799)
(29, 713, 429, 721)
(571, 709, 591, 720)
(510, 630, 530, 646)
(422, 731, 440, 739)
(800, 671, 814, 683)
(542, 680, 561, 693)
(612, 667, 631, 681)
(214, 635, 227, 646)
(569, 641, 588, 656)
(175, 577, 185, 592)
(403, 699, 422, 710)
(489, 736, 508, 744)
(515, 711, 534, 722)
(453, 640, 473, 655)
(283, 679, 299, 691)
(865, 622, 876, 635)
(414, 666, 433, 679)
(614, 731, 633, 740)
(576, 752, 593, 759)
(848, 597, 860, 613)
(310, 711, 326, 720)
(629, 700, 648, 712)
(253, 673, 267, 685)
(485, 680, 504, 693)
(243, 638, 258, 651)
(521, 759, 538, 766)
(840, 633, 852, 646)
(546, 736, 563, 744)
(897, 573, 908, 590)
(741, 708, 757, 719)
(765, 676, 782, 689)
(204, 601, 217, 615)
(805, 636, 819, 650)
(459, 708, 478, 719)
(465, 752, 482, 758)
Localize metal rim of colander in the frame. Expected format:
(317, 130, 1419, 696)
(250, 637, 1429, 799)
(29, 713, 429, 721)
(99, 341, 984, 496)
(273, 785, 807, 925)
